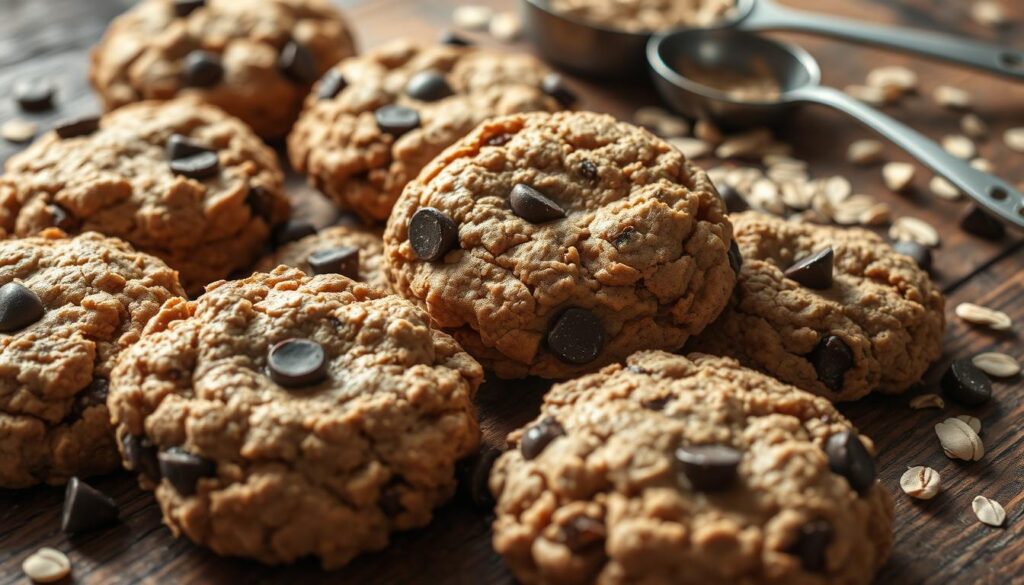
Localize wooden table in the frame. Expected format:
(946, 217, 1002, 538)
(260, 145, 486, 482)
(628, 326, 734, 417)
(1, 0, 1022, 583)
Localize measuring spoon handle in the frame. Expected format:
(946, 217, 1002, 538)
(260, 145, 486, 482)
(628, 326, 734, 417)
(738, 0, 1024, 80)
(787, 85, 1024, 229)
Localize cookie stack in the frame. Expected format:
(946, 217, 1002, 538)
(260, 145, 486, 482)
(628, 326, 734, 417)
(0, 0, 951, 583)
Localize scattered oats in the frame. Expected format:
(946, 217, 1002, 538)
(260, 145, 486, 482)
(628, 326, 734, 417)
(942, 134, 976, 159)
(847, 139, 884, 165)
(489, 11, 522, 42)
(715, 128, 773, 159)
(724, 166, 763, 191)
(929, 175, 961, 200)
(909, 393, 945, 409)
(971, 1, 1007, 27)
(866, 66, 918, 93)
(810, 190, 835, 219)
(761, 142, 793, 157)
(748, 178, 785, 214)
(859, 202, 892, 226)
(632, 107, 689, 138)
(669, 137, 711, 159)
(763, 154, 806, 168)
(1003, 127, 1024, 153)
(823, 176, 852, 205)
(933, 85, 972, 109)
(1, 118, 37, 143)
(889, 216, 940, 247)
(832, 194, 877, 225)
(955, 302, 1012, 331)
(934, 417, 984, 461)
(22, 548, 70, 583)
(845, 84, 887, 105)
(882, 162, 916, 192)
(957, 415, 982, 434)
(694, 119, 723, 144)
(972, 496, 1006, 527)
(970, 158, 994, 172)
(900, 466, 941, 500)
(780, 181, 814, 210)
(971, 352, 1020, 377)
(453, 5, 494, 30)
(767, 163, 808, 183)
(961, 113, 989, 139)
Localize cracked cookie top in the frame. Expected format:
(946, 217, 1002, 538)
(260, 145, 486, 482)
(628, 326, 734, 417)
(0, 230, 184, 487)
(288, 39, 565, 222)
(490, 351, 893, 585)
(690, 211, 945, 401)
(90, 0, 356, 138)
(384, 111, 735, 379)
(0, 98, 289, 295)
(107, 267, 482, 567)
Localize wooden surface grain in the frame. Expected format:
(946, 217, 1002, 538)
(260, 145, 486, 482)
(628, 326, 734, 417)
(0, 0, 1022, 583)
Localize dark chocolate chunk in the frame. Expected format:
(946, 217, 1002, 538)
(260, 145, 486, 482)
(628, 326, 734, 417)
(941, 358, 992, 406)
(53, 116, 100, 139)
(613, 226, 636, 248)
(558, 516, 606, 552)
(520, 417, 565, 460)
(718, 184, 748, 213)
(308, 246, 360, 279)
(510, 183, 566, 223)
(788, 520, 832, 572)
(14, 78, 56, 112)
(409, 207, 459, 262)
(374, 105, 420, 137)
(62, 477, 119, 533)
(891, 240, 932, 272)
(579, 159, 598, 180)
(541, 73, 577, 107)
(68, 379, 109, 424)
(246, 185, 275, 223)
(158, 447, 216, 497)
(268, 338, 328, 388)
(122, 434, 160, 480)
(166, 133, 213, 160)
(173, 0, 204, 17)
(169, 151, 220, 180)
(675, 444, 742, 492)
(547, 308, 604, 365)
(0, 282, 44, 332)
(784, 247, 834, 289)
(728, 240, 743, 274)
(825, 430, 876, 494)
(960, 205, 1006, 241)
(405, 70, 454, 102)
(183, 50, 224, 88)
(273, 220, 317, 247)
(317, 69, 347, 100)
(641, 395, 670, 411)
(278, 41, 317, 85)
(439, 30, 473, 46)
(808, 335, 853, 392)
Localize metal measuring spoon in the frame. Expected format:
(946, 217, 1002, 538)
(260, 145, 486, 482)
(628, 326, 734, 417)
(521, 0, 1024, 80)
(648, 29, 1024, 229)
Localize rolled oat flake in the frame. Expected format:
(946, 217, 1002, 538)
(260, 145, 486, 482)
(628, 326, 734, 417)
(972, 496, 1005, 527)
(899, 466, 940, 500)
(22, 548, 70, 583)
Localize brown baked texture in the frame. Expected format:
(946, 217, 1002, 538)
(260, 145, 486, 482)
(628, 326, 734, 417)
(384, 111, 736, 379)
(288, 39, 564, 222)
(689, 211, 945, 401)
(490, 351, 894, 585)
(107, 267, 483, 567)
(255, 224, 388, 290)
(0, 99, 289, 295)
(0, 230, 184, 488)
(89, 0, 356, 138)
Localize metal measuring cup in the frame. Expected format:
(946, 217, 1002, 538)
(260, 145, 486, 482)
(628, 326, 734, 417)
(522, 0, 1024, 80)
(647, 28, 1024, 229)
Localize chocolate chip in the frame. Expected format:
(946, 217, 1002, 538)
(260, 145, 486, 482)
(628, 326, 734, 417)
(379, 481, 405, 517)
(825, 430, 876, 494)
(48, 204, 75, 231)
(268, 338, 328, 387)
(158, 447, 216, 497)
(14, 78, 55, 112)
(784, 247, 833, 289)
(548, 307, 604, 365)
(439, 30, 473, 46)
(173, 0, 204, 17)
(541, 73, 577, 107)
(374, 105, 420, 137)
(53, 116, 100, 139)
(169, 150, 219, 180)
(641, 396, 670, 410)
(613, 227, 636, 248)
(579, 159, 598, 180)
(183, 50, 224, 88)
(510, 183, 566, 223)
(166, 133, 213, 161)
(960, 205, 1005, 241)
(808, 335, 853, 392)
(788, 520, 832, 572)
(317, 69, 347, 100)
(0, 282, 44, 332)
(557, 516, 606, 552)
(308, 246, 360, 279)
(728, 240, 743, 274)
(675, 444, 742, 492)
(122, 434, 160, 480)
(68, 379, 108, 424)
(941, 358, 992, 406)
(457, 446, 502, 510)
(520, 417, 564, 460)
(62, 477, 118, 533)
(718, 184, 748, 213)
(273, 220, 317, 247)
(892, 240, 932, 272)
(405, 70, 454, 102)
(278, 40, 317, 85)
(409, 207, 459, 262)
(246, 185, 274, 222)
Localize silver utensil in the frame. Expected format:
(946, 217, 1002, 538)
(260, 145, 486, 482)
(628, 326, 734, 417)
(648, 28, 1024, 229)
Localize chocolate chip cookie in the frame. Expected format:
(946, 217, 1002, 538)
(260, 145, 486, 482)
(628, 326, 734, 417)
(0, 98, 289, 295)
(255, 224, 387, 289)
(490, 351, 893, 585)
(0, 230, 184, 488)
(690, 211, 945, 401)
(384, 111, 736, 379)
(549, 0, 736, 32)
(90, 0, 356, 139)
(107, 267, 482, 567)
(288, 39, 567, 222)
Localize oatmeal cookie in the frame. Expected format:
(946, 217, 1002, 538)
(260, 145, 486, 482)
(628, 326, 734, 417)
(107, 267, 482, 567)
(690, 211, 945, 401)
(255, 224, 387, 290)
(90, 0, 356, 138)
(0, 99, 289, 295)
(288, 39, 567, 222)
(384, 111, 735, 379)
(0, 230, 184, 488)
(490, 351, 893, 585)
